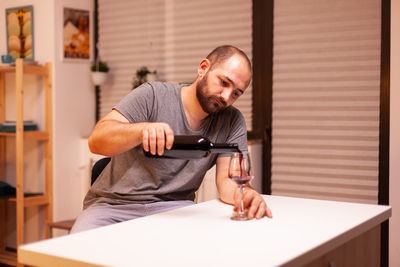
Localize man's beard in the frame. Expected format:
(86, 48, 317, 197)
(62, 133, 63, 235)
(196, 73, 227, 114)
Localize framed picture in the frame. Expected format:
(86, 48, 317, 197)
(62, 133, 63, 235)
(5, 5, 34, 61)
(63, 7, 90, 61)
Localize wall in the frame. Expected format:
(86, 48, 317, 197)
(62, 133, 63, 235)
(52, 0, 95, 233)
(0, 0, 95, 243)
(389, 0, 400, 265)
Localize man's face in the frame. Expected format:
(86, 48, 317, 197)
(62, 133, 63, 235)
(196, 55, 251, 115)
(196, 72, 221, 114)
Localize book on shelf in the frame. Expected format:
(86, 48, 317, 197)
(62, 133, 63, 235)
(0, 120, 38, 132)
(0, 182, 43, 199)
(0, 181, 16, 198)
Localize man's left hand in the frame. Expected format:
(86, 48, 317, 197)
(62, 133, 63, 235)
(233, 188, 273, 219)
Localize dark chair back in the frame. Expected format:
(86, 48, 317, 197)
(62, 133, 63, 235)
(91, 157, 111, 185)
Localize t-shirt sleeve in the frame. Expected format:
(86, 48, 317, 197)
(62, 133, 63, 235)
(113, 83, 155, 123)
(218, 107, 248, 157)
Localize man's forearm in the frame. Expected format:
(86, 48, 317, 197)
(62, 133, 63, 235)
(217, 177, 238, 205)
(89, 120, 145, 156)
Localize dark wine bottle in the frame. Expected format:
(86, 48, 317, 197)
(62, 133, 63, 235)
(143, 135, 240, 159)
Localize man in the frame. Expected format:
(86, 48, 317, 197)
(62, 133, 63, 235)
(71, 45, 272, 233)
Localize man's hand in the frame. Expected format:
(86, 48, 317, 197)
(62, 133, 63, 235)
(89, 110, 175, 157)
(233, 187, 273, 219)
(141, 122, 174, 156)
(216, 156, 273, 220)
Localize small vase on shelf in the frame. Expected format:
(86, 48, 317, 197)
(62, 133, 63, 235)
(91, 60, 109, 86)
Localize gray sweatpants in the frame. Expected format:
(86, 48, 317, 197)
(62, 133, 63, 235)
(70, 200, 195, 234)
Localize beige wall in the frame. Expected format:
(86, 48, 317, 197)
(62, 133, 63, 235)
(390, 0, 400, 265)
(52, 0, 95, 229)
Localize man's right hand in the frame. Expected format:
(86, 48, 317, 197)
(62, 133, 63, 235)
(89, 110, 175, 157)
(141, 122, 174, 156)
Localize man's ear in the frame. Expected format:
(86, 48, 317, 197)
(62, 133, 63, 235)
(197, 59, 210, 77)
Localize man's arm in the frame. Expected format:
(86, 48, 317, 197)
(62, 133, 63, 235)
(216, 156, 272, 219)
(88, 109, 174, 156)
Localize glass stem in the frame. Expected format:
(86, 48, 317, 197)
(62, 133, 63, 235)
(238, 185, 245, 217)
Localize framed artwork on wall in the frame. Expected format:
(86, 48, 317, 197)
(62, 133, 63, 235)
(5, 5, 34, 61)
(63, 7, 90, 61)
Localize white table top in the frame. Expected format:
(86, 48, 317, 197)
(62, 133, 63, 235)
(19, 195, 391, 267)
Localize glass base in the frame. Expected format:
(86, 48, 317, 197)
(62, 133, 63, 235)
(230, 212, 252, 221)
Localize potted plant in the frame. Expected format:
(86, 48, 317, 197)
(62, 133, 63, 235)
(132, 66, 157, 89)
(91, 60, 109, 86)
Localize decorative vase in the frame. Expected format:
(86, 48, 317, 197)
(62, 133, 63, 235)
(91, 72, 108, 86)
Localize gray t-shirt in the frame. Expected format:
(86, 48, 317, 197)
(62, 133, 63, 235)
(83, 82, 248, 208)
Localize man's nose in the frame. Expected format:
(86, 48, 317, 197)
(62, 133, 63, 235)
(220, 88, 231, 102)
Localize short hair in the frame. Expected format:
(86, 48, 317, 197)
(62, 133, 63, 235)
(206, 45, 252, 73)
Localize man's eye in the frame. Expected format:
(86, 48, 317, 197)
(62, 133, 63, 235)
(222, 80, 228, 87)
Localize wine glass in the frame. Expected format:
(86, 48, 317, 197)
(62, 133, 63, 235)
(228, 151, 254, 221)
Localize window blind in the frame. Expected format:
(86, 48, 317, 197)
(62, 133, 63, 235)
(97, 0, 253, 130)
(271, 0, 381, 204)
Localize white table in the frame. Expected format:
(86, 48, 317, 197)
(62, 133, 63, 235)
(18, 195, 391, 267)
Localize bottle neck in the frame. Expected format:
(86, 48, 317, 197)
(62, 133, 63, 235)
(209, 143, 240, 153)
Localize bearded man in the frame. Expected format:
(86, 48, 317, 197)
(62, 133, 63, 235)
(71, 45, 272, 233)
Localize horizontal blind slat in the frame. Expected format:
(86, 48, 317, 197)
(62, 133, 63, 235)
(271, 0, 380, 204)
(98, 0, 252, 130)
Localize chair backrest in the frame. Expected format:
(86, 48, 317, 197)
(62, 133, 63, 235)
(91, 157, 111, 185)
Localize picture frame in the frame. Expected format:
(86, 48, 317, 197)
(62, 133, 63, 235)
(5, 5, 34, 61)
(63, 7, 90, 61)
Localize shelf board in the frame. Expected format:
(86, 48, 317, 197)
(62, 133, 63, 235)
(0, 64, 15, 73)
(8, 194, 49, 207)
(0, 63, 47, 76)
(0, 130, 49, 141)
(0, 250, 17, 266)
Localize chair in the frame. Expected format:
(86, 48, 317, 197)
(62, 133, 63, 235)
(90, 157, 111, 185)
(47, 157, 111, 237)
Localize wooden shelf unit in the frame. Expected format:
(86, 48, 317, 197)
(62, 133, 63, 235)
(0, 59, 53, 266)
(0, 131, 49, 140)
